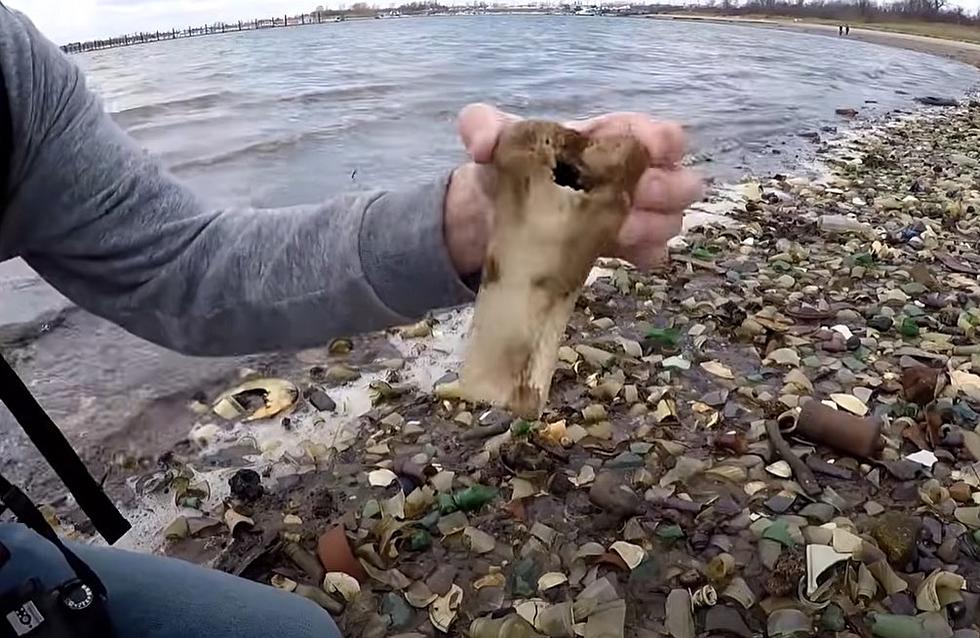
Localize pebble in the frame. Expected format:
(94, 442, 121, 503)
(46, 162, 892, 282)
(819, 604, 846, 632)
(884, 593, 917, 616)
(588, 472, 641, 517)
(605, 452, 644, 470)
(799, 502, 836, 523)
(703, 390, 729, 406)
(764, 494, 796, 514)
(864, 501, 886, 516)
(950, 482, 973, 503)
(872, 513, 921, 567)
(704, 605, 752, 638)
(868, 315, 893, 331)
(921, 517, 942, 544)
(381, 592, 414, 629)
(306, 388, 337, 412)
(938, 537, 961, 563)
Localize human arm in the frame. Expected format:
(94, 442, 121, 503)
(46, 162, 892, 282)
(0, 8, 700, 358)
(0, 7, 476, 356)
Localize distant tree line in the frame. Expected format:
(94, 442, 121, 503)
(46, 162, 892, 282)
(700, 0, 978, 25)
(314, 1, 452, 15)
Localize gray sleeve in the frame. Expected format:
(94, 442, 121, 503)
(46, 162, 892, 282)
(0, 8, 474, 356)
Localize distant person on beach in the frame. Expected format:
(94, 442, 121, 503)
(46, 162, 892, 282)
(0, 5, 701, 638)
(846, 24, 851, 35)
(838, 24, 843, 35)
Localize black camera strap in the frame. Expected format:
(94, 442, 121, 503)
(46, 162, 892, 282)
(0, 35, 10, 207)
(0, 26, 128, 546)
(0, 356, 131, 544)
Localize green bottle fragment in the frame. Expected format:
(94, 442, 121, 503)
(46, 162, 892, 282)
(854, 252, 875, 266)
(655, 524, 685, 541)
(454, 485, 498, 511)
(510, 419, 533, 437)
(439, 485, 498, 514)
(507, 558, 539, 598)
(900, 317, 920, 338)
(762, 520, 796, 547)
(644, 327, 680, 348)
(408, 530, 432, 551)
(419, 509, 441, 529)
(819, 605, 846, 632)
(869, 613, 923, 638)
(437, 493, 458, 514)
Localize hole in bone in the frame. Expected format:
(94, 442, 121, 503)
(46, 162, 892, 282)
(552, 159, 584, 191)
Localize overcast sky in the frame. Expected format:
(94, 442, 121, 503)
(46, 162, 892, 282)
(7, 0, 980, 44)
(6, 0, 319, 43)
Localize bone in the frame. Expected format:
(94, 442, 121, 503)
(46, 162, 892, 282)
(460, 120, 649, 418)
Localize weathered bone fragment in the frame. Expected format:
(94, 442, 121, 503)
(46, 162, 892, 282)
(460, 120, 648, 418)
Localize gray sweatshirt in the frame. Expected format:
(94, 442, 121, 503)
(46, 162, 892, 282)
(0, 7, 475, 356)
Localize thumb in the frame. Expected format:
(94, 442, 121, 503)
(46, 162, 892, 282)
(457, 103, 520, 164)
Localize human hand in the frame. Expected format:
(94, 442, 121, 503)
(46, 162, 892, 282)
(443, 103, 703, 277)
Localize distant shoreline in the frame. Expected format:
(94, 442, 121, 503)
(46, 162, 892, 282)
(644, 14, 980, 69)
(60, 10, 610, 54)
(64, 10, 980, 73)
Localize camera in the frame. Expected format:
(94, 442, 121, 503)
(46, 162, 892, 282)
(0, 574, 112, 638)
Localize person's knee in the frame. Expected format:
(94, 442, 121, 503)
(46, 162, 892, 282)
(71, 541, 342, 638)
(0, 525, 342, 638)
(0, 523, 77, 592)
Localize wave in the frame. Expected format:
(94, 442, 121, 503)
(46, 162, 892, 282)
(113, 83, 398, 128)
(274, 83, 398, 106)
(167, 120, 375, 172)
(112, 90, 241, 124)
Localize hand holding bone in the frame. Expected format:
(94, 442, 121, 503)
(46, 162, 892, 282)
(444, 103, 704, 277)
(447, 104, 703, 418)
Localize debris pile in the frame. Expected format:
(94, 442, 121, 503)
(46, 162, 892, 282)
(137, 101, 980, 636)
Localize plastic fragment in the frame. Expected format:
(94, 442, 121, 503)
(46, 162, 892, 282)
(721, 577, 756, 609)
(463, 526, 496, 554)
(212, 378, 298, 421)
(665, 589, 695, 638)
(584, 599, 626, 638)
(323, 572, 361, 602)
(470, 614, 544, 638)
(767, 608, 812, 637)
(538, 572, 568, 591)
(429, 583, 463, 633)
(806, 544, 852, 596)
(368, 468, 398, 487)
(609, 541, 645, 569)
(691, 584, 717, 608)
(224, 508, 254, 535)
(915, 570, 966, 612)
(700, 360, 735, 380)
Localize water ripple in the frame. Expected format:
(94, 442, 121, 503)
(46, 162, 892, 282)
(75, 15, 978, 201)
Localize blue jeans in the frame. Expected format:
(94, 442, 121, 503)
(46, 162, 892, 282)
(0, 523, 342, 638)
